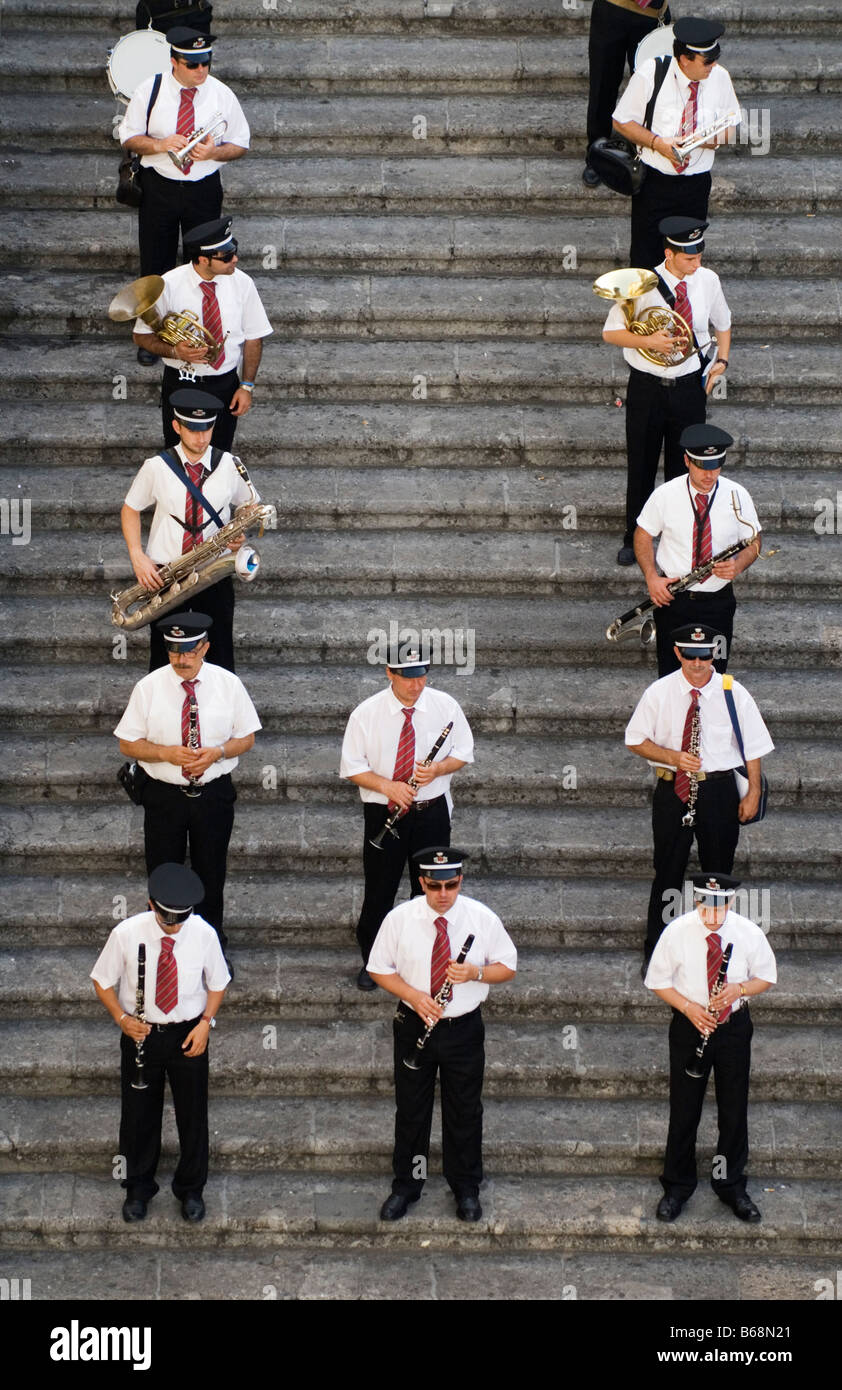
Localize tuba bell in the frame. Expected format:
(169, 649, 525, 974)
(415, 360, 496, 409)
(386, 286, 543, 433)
(593, 267, 695, 368)
(108, 275, 223, 356)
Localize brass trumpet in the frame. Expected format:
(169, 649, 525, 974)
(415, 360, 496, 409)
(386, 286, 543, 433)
(108, 275, 223, 357)
(671, 111, 739, 161)
(168, 112, 227, 171)
(593, 267, 695, 368)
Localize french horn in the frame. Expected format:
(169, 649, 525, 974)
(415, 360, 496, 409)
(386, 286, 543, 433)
(108, 275, 223, 356)
(593, 267, 695, 368)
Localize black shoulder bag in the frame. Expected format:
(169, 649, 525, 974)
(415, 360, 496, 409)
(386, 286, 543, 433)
(116, 71, 162, 209)
(587, 55, 671, 197)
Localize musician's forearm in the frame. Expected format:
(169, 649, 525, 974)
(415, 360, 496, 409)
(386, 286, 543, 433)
(212, 143, 248, 163)
(241, 340, 263, 383)
(349, 770, 393, 796)
(612, 118, 655, 150)
(119, 737, 183, 765)
(121, 505, 144, 559)
(733, 532, 762, 574)
(94, 982, 126, 1025)
(653, 986, 692, 1015)
(633, 529, 659, 580)
(715, 328, 731, 362)
(368, 972, 416, 1006)
(628, 739, 681, 768)
(432, 756, 466, 777)
(745, 758, 762, 793)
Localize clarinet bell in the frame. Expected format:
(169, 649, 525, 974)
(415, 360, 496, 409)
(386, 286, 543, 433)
(684, 1047, 707, 1080)
(402, 1049, 423, 1072)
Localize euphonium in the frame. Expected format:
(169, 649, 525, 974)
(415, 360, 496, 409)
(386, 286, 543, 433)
(593, 267, 695, 368)
(111, 461, 277, 631)
(108, 275, 223, 356)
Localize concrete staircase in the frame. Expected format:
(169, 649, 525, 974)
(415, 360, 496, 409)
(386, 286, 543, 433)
(0, 0, 840, 1300)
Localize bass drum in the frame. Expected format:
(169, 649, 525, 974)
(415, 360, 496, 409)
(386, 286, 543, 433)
(107, 28, 170, 105)
(634, 22, 674, 71)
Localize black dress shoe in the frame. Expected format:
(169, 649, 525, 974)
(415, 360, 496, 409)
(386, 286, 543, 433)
(456, 1194, 482, 1222)
(181, 1195, 205, 1222)
(582, 165, 601, 188)
(656, 1194, 683, 1222)
(122, 1197, 147, 1223)
(379, 1192, 419, 1221)
(136, 347, 157, 366)
(617, 544, 636, 566)
(730, 1194, 761, 1223)
(357, 966, 377, 992)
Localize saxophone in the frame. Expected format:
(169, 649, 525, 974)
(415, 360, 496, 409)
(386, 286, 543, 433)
(111, 460, 277, 631)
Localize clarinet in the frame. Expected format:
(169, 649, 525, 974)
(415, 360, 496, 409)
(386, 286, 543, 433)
(680, 698, 701, 828)
(369, 721, 454, 849)
(685, 943, 734, 1079)
(184, 694, 201, 798)
(403, 934, 475, 1071)
(131, 944, 149, 1092)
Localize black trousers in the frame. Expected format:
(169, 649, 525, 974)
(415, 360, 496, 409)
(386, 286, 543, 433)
(662, 1007, 753, 1204)
(654, 583, 736, 678)
(587, 0, 670, 150)
(356, 796, 451, 965)
(161, 365, 240, 453)
(119, 1022, 209, 1202)
(630, 167, 711, 270)
(148, 576, 236, 674)
(645, 773, 740, 957)
(391, 1005, 484, 1200)
(142, 774, 235, 945)
(138, 167, 222, 278)
(624, 367, 706, 547)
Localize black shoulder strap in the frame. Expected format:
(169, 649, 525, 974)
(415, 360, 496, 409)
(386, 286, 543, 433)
(144, 72, 162, 134)
(159, 449, 226, 531)
(652, 271, 708, 374)
(643, 55, 671, 133)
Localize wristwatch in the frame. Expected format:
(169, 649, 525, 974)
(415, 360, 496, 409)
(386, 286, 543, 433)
(202, 1014, 216, 1028)
(476, 966, 484, 983)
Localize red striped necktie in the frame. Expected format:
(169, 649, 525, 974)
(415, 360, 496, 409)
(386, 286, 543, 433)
(176, 88, 196, 175)
(676, 81, 699, 172)
(430, 915, 450, 997)
(388, 707, 415, 811)
(673, 278, 693, 333)
(706, 931, 731, 1023)
(674, 688, 700, 804)
(155, 936, 178, 1014)
(181, 457, 205, 554)
(181, 679, 201, 745)
(693, 490, 714, 578)
(200, 281, 225, 369)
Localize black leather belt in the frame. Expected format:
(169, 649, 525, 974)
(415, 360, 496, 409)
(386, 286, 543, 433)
(147, 1015, 201, 1032)
(684, 583, 732, 598)
(406, 795, 445, 813)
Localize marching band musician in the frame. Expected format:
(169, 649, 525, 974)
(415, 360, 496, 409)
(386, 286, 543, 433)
(644, 873, 776, 1225)
(625, 623, 774, 967)
(121, 386, 260, 673)
(602, 217, 731, 567)
(583, 0, 671, 190)
(115, 611, 261, 960)
(90, 862, 230, 1224)
(339, 644, 474, 992)
(612, 17, 740, 270)
(118, 25, 249, 364)
(131, 217, 273, 452)
(634, 423, 762, 678)
(368, 847, 517, 1224)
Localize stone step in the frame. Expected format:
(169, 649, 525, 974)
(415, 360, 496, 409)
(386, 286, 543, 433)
(2, 153, 838, 215)
(4, 731, 836, 811)
(1, 463, 835, 532)
(4, 211, 841, 278)
(6, 35, 840, 96)
(0, 1170, 838, 1255)
(2, 402, 840, 472)
(2, 270, 837, 342)
(1, 1019, 839, 1100)
(0, 93, 827, 157)
(2, 873, 835, 951)
(1, 946, 837, 1023)
(3, 0, 839, 39)
(0, 803, 837, 881)
(1, 663, 836, 735)
(0, 528, 828, 602)
(3, 1095, 840, 1178)
(4, 339, 840, 407)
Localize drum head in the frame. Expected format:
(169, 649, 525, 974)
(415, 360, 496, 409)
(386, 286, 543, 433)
(107, 29, 170, 104)
(634, 22, 674, 71)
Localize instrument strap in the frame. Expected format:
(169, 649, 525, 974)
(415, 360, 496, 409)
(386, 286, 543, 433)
(653, 271, 709, 374)
(642, 55, 671, 134)
(159, 448, 226, 533)
(145, 72, 162, 134)
(722, 684, 748, 769)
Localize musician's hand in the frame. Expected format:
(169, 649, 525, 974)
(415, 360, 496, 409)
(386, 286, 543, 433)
(130, 553, 164, 591)
(446, 959, 477, 985)
(156, 133, 189, 153)
(226, 532, 247, 552)
(712, 558, 737, 580)
(645, 330, 682, 355)
(647, 575, 676, 607)
(685, 1001, 718, 1035)
(384, 779, 416, 810)
(182, 1020, 210, 1057)
(412, 760, 438, 787)
(190, 135, 217, 163)
(738, 788, 761, 823)
(653, 135, 683, 169)
(182, 746, 220, 778)
(164, 746, 195, 768)
(705, 362, 727, 395)
(409, 989, 443, 1026)
(710, 983, 742, 1011)
(121, 1015, 151, 1042)
(675, 750, 702, 773)
(175, 342, 210, 364)
(229, 388, 253, 417)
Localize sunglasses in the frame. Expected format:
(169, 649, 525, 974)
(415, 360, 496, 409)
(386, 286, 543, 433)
(180, 58, 211, 69)
(423, 878, 461, 891)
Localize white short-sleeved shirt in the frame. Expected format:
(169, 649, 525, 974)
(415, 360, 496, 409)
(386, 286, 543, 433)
(134, 263, 273, 377)
(114, 661, 262, 785)
(124, 441, 257, 564)
(368, 893, 517, 1017)
(614, 56, 740, 176)
(625, 668, 774, 772)
(645, 908, 777, 1007)
(91, 910, 231, 1023)
(118, 71, 250, 182)
(636, 474, 761, 593)
(340, 684, 474, 811)
(603, 261, 731, 379)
